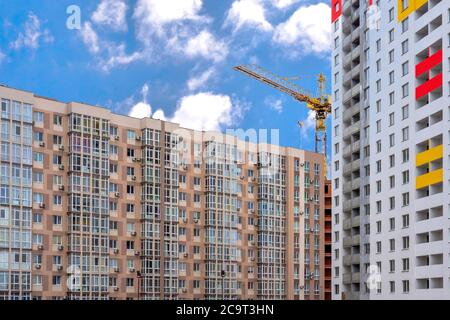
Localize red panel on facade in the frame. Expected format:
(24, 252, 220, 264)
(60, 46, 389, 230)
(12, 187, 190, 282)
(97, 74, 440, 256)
(415, 49, 443, 77)
(416, 73, 443, 100)
(331, 0, 342, 23)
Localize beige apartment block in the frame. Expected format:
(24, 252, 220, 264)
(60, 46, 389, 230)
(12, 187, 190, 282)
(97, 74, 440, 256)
(0, 84, 326, 300)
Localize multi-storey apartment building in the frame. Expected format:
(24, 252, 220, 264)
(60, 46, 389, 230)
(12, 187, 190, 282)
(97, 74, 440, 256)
(332, 0, 450, 299)
(0, 84, 327, 300)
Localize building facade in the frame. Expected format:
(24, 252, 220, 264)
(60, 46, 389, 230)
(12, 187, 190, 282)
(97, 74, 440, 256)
(332, 0, 450, 299)
(0, 84, 327, 300)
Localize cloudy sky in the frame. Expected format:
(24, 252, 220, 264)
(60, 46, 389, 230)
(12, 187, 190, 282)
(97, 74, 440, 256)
(0, 0, 331, 152)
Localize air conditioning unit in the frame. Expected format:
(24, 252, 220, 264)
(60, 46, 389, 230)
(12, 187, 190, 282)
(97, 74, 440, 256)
(113, 249, 119, 254)
(182, 218, 188, 223)
(130, 231, 137, 236)
(300, 163, 305, 167)
(114, 192, 120, 197)
(58, 185, 65, 191)
(299, 211, 304, 216)
(39, 141, 45, 147)
(310, 179, 314, 184)
(114, 267, 120, 273)
(309, 197, 314, 202)
(182, 288, 187, 293)
(35, 263, 42, 270)
(193, 218, 199, 224)
(240, 176, 245, 180)
(113, 286, 119, 292)
(58, 164, 65, 170)
(37, 244, 44, 250)
(57, 245, 64, 251)
(129, 267, 136, 273)
(114, 135, 120, 141)
(134, 251, 140, 256)
(131, 176, 137, 181)
(132, 158, 141, 162)
(250, 209, 254, 214)
(39, 203, 46, 209)
(183, 253, 188, 258)
(250, 257, 255, 262)
(135, 136, 142, 141)
(59, 145, 65, 151)
(57, 265, 63, 271)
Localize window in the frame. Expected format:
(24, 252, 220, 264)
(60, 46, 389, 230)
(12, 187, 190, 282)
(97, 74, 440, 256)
(33, 172, 44, 183)
(402, 192, 409, 206)
(402, 149, 409, 163)
(389, 134, 395, 147)
(402, 127, 409, 142)
(127, 130, 135, 140)
(126, 185, 135, 195)
(402, 214, 409, 228)
(52, 276, 62, 286)
(52, 215, 62, 225)
(390, 281, 395, 293)
(402, 258, 409, 271)
(402, 236, 409, 250)
(402, 62, 409, 76)
(389, 217, 395, 231)
(402, 84, 409, 98)
(53, 115, 63, 126)
(389, 260, 395, 272)
(53, 195, 62, 206)
(402, 105, 409, 120)
(389, 175, 395, 189)
(389, 196, 395, 210)
(127, 148, 135, 157)
(389, 239, 395, 252)
(402, 170, 409, 184)
(403, 280, 409, 293)
(401, 39, 408, 54)
(33, 111, 44, 123)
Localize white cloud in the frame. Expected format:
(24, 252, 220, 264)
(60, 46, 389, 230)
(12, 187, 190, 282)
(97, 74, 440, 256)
(11, 12, 53, 50)
(128, 84, 152, 118)
(187, 67, 215, 91)
(225, 0, 272, 32)
(270, 0, 300, 9)
(101, 43, 143, 72)
(264, 97, 283, 113)
(81, 22, 100, 54)
(273, 3, 331, 54)
(184, 30, 228, 62)
(299, 110, 316, 137)
(92, 0, 128, 31)
(80, 22, 142, 71)
(152, 109, 167, 121)
(134, 0, 203, 38)
(126, 82, 243, 131)
(171, 92, 233, 131)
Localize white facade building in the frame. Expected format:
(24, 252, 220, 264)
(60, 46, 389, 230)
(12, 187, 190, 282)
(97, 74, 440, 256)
(332, 0, 450, 299)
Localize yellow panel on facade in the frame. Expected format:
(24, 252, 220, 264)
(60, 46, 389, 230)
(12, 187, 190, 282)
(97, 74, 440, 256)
(398, 0, 429, 22)
(416, 144, 443, 167)
(416, 168, 443, 189)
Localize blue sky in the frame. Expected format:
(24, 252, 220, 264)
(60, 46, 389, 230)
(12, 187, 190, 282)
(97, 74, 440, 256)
(0, 0, 331, 153)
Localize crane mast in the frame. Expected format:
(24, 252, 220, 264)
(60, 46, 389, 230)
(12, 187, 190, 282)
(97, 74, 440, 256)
(233, 64, 331, 175)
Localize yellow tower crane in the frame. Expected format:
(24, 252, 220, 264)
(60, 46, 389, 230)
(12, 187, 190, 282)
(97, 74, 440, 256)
(233, 64, 331, 176)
